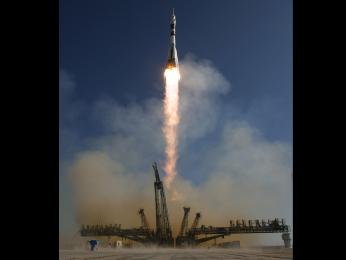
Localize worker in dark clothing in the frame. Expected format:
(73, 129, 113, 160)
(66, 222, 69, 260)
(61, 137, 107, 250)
(88, 240, 98, 251)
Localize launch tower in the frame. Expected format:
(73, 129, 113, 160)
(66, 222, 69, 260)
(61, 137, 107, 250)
(152, 162, 174, 246)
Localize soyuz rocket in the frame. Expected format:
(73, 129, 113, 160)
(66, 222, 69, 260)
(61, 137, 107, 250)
(166, 9, 179, 69)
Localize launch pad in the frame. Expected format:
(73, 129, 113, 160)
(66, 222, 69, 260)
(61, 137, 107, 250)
(80, 162, 291, 248)
(60, 248, 293, 260)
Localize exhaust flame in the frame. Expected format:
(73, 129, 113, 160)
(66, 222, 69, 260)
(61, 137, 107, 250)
(163, 67, 181, 190)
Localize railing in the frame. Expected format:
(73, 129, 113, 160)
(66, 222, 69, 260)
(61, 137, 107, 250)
(190, 218, 289, 236)
(80, 224, 154, 237)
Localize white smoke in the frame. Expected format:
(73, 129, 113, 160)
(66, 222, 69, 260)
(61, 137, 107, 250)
(60, 55, 292, 247)
(178, 54, 230, 147)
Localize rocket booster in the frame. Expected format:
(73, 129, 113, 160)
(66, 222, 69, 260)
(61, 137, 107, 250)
(166, 9, 179, 69)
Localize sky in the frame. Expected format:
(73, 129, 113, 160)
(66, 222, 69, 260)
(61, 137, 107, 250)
(59, 0, 292, 247)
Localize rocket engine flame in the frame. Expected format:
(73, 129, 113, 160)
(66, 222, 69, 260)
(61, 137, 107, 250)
(163, 67, 180, 189)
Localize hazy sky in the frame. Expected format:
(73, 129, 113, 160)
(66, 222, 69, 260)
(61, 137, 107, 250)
(59, 0, 292, 244)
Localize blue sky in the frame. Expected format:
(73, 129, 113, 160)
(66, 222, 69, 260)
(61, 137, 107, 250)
(60, 0, 292, 143)
(59, 0, 292, 243)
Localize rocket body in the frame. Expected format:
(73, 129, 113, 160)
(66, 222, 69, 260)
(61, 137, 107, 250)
(166, 9, 179, 69)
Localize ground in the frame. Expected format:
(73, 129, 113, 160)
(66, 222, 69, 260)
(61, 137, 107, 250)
(59, 248, 293, 260)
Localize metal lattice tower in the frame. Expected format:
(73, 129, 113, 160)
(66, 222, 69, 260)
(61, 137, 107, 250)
(138, 209, 150, 230)
(191, 213, 201, 230)
(152, 162, 173, 246)
(179, 207, 190, 236)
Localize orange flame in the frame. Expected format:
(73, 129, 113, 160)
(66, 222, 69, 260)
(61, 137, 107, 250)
(163, 67, 181, 190)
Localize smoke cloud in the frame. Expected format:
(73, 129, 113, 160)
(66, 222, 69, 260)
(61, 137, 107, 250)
(61, 55, 292, 247)
(179, 54, 230, 147)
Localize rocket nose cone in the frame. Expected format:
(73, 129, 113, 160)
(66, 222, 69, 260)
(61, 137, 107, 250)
(171, 8, 176, 22)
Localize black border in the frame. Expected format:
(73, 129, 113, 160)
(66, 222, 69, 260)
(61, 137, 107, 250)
(6, 0, 59, 258)
(293, 0, 339, 258)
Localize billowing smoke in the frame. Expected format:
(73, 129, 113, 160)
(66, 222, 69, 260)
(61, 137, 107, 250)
(61, 55, 292, 246)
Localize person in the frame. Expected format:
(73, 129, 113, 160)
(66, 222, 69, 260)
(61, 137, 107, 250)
(88, 240, 98, 251)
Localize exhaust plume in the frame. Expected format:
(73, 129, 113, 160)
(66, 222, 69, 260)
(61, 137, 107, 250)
(163, 67, 181, 190)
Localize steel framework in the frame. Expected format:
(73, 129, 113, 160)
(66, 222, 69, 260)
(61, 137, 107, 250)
(80, 163, 291, 248)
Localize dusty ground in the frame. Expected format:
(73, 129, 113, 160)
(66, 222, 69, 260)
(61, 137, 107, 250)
(59, 248, 293, 260)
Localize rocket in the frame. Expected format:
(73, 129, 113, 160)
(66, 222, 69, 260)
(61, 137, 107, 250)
(166, 9, 179, 69)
